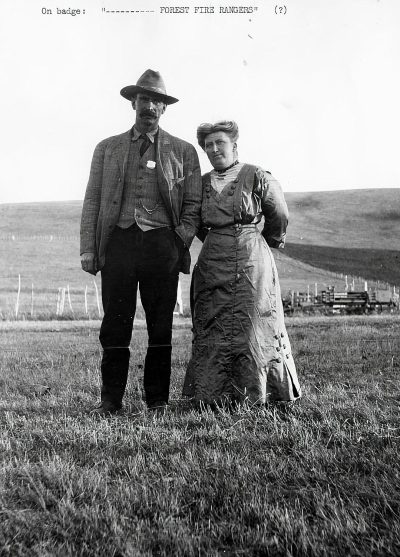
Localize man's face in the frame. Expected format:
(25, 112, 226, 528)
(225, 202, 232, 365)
(133, 93, 166, 132)
(204, 131, 237, 171)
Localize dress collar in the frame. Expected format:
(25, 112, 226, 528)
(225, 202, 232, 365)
(215, 159, 240, 174)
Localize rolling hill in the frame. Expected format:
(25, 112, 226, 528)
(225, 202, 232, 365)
(284, 188, 400, 285)
(285, 188, 400, 250)
(0, 189, 399, 318)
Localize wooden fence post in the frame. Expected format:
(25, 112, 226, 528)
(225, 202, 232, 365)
(56, 288, 61, 316)
(174, 278, 184, 315)
(93, 278, 101, 318)
(67, 284, 74, 316)
(31, 283, 34, 318)
(15, 274, 21, 318)
(56, 287, 66, 316)
(84, 285, 88, 316)
(60, 288, 66, 316)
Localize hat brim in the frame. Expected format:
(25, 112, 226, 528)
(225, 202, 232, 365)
(120, 85, 179, 105)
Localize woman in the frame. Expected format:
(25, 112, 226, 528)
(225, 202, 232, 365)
(183, 121, 301, 406)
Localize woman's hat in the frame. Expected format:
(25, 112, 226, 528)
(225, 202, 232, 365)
(120, 69, 179, 105)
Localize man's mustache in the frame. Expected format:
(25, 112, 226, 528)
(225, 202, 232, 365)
(140, 110, 156, 118)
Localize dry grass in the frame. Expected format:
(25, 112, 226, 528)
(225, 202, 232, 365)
(1, 315, 400, 556)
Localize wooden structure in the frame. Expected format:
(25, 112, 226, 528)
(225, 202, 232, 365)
(283, 284, 399, 315)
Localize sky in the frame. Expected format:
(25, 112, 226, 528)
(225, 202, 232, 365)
(1, 0, 399, 203)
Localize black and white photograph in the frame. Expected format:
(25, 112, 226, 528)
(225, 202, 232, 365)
(1, 0, 399, 555)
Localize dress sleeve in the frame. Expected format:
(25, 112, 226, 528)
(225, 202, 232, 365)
(195, 172, 210, 242)
(174, 143, 202, 248)
(255, 168, 289, 249)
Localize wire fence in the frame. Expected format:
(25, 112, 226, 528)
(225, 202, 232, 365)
(0, 235, 79, 241)
(1, 336, 399, 352)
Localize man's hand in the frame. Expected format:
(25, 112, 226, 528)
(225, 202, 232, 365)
(174, 232, 187, 258)
(81, 252, 97, 275)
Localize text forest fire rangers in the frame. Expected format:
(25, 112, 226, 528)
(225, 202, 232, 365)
(159, 6, 257, 13)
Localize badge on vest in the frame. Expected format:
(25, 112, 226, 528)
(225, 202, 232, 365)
(147, 160, 156, 169)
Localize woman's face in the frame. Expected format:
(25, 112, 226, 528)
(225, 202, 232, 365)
(204, 131, 237, 170)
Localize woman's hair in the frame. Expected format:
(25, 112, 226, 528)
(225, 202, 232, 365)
(196, 120, 239, 150)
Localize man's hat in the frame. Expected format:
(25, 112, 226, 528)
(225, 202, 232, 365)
(120, 69, 179, 105)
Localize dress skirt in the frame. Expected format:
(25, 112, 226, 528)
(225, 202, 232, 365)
(183, 224, 301, 404)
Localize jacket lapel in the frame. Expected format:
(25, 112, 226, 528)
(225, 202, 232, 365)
(114, 130, 131, 180)
(156, 129, 178, 225)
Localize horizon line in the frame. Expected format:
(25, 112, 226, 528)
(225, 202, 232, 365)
(1, 186, 399, 205)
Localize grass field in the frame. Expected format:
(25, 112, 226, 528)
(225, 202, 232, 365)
(2, 234, 381, 321)
(1, 315, 400, 556)
(284, 244, 400, 286)
(2, 190, 399, 319)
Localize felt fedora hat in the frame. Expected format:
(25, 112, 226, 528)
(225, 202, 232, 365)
(120, 69, 179, 105)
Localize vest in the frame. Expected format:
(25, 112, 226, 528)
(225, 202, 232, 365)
(117, 136, 172, 230)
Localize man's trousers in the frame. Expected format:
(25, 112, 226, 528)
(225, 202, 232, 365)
(99, 224, 180, 407)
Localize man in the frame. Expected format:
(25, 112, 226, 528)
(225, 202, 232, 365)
(80, 69, 202, 415)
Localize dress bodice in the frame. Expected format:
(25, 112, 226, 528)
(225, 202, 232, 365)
(201, 164, 261, 229)
(199, 163, 289, 248)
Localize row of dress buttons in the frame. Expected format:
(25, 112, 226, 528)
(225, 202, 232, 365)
(205, 178, 239, 198)
(228, 179, 239, 196)
(274, 332, 290, 363)
(228, 184, 235, 196)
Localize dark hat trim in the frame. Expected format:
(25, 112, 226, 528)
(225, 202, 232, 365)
(120, 85, 179, 105)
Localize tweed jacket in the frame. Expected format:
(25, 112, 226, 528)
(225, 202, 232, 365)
(80, 128, 202, 274)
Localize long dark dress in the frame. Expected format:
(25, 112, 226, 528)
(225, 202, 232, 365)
(183, 164, 301, 404)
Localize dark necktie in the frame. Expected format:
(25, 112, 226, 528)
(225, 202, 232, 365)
(139, 134, 151, 157)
